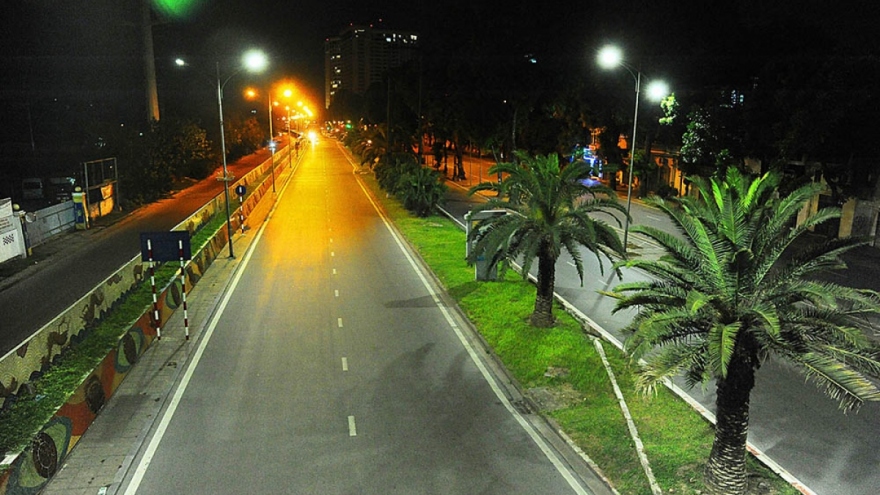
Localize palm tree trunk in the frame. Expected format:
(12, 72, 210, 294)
(705, 355, 756, 494)
(530, 250, 556, 327)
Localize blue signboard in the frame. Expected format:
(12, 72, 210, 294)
(140, 231, 192, 261)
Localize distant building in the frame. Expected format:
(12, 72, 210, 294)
(324, 25, 420, 109)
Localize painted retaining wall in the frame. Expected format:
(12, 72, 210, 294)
(0, 144, 296, 494)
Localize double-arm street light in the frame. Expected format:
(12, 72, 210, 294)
(597, 45, 669, 250)
(177, 49, 268, 259)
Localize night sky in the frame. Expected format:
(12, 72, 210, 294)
(1, 0, 878, 180)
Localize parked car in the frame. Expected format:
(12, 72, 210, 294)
(47, 177, 76, 202)
(22, 178, 44, 199)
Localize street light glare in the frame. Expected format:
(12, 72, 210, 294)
(597, 45, 623, 69)
(175, 58, 186, 66)
(646, 80, 670, 101)
(243, 50, 268, 72)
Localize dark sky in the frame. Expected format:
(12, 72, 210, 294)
(1, 0, 878, 164)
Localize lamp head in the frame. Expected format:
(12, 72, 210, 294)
(243, 50, 268, 73)
(597, 45, 623, 69)
(646, 80, 670, 101)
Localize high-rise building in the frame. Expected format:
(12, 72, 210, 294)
(324, 25, 420, 109)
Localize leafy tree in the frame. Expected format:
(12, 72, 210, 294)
(604, 168, 880, 494)
(679, 104, 745, 179)
(150, 119, 215, 181)
(224, 115, 263, 161)
(596, 126, 625, 192)
(105, 118, 215, 206)
(766, 55, 880, 201)
(468, 151, 627, 327)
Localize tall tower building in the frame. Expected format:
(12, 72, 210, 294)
(324, 25, 419, 109)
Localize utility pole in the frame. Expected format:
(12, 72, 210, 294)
(142, 0, 159, 122)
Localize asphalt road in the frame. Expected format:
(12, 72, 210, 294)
(0, 148, 273, 356)
(118, 140, 604, 494)
(442, 181, 880, 495)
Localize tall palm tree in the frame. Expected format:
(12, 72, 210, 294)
(468, 151, 627, 327)
(604, 168, 880, 494)
(352, 124, 388, 168)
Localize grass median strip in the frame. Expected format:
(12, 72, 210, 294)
(364, 174, 798, 495)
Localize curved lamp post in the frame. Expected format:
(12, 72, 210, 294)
(597, 45, 668, 250)
(178, 50, 268, 259)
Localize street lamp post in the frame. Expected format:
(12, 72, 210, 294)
(285, 105, 292, 175)
(268, 95, 274, 141)
(597, 45, 668, 251)
(215, 62, 235, 258)
(179, 50, 267, 259)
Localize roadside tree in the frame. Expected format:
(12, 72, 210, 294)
(604, 168, 880, 494)
(467, 151, 627, 327)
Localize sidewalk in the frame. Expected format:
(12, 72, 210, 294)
(38, 164, 293, 495)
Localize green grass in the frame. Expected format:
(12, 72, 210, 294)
(0, 215, 227, 463)
(0, 166, 799, 494)
(363, 173, 798, 495)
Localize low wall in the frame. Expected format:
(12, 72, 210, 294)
(0, 144, 292, 405)
(0, 144, 295, 493)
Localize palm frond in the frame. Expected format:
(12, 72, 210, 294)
(707, 321, 741, 378)
(796, 352, 880, 411)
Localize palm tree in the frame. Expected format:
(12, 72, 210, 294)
(352, 124, 388, 168)
(468, 151, 627, 327)
(604, 167, 880, 494)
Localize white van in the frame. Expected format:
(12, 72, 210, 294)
(22, 178, 44, 199)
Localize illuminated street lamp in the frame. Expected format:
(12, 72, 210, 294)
(597, 45, 669, 250)
(177, 49, 268, 258)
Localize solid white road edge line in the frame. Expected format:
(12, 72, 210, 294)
(351, 171, 590, 495)
(121, 156, 296, 494)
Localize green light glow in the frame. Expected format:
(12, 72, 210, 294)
(153, 0, 206, 19)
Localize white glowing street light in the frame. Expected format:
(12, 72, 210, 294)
(177, 49, 268, 259)
(597, 45, 669, 251)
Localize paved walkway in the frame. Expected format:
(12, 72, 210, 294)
(39, 165, 293, 495)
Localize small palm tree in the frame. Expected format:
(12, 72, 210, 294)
(398, 166, 447, 217)
(468, 151, 627, 327)
(604, 168, 880, 494)
(352, 125, 388, 168)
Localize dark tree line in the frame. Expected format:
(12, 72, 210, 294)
(328, 1, 879, 202)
